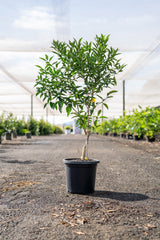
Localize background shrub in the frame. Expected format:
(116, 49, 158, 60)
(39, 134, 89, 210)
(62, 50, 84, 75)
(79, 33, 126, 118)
(54, 126, 64, 134)
(39, 119, 53, 135)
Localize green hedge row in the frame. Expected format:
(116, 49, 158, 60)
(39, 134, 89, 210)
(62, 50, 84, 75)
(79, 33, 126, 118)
(93, 106, 160, 139)
(0, 112, 63, 136)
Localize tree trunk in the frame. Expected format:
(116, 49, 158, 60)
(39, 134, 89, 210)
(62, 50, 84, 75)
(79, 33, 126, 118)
(81, 107, 90, 160)
(81, 131, 90, 160)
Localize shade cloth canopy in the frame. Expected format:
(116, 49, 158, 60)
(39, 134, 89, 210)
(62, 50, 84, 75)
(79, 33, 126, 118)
(0, 0, 160, 124)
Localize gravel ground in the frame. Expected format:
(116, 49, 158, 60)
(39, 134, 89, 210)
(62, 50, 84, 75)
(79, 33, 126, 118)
(0, 134, 159, 240)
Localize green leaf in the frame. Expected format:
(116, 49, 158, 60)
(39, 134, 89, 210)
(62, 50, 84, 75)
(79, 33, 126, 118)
(103, 103, 109, 109)
(66, 106, 72, 116)
(44, 103, 48, 108)
(97, 109, 101, 116)
(49, 56, 53, 61)
(107, 90, 117, 96)
(97, 95, 104, 100)
(35, 65, 42, 69)
(58, 101, 63, 113)
(40, 57, 46, 61)
(94, 120, 98, 126)
(90, 108, 94, 115)
(50, 102, 55, 109)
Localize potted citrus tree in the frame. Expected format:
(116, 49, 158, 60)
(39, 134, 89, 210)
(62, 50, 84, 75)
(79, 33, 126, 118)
(143, 107, 160, 142)
(4, 112, 17, 140)
(35, 34, 125, 193)
(64, 125, 72, 134)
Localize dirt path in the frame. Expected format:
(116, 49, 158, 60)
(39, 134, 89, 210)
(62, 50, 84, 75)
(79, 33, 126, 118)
(0, 134, 159, 240)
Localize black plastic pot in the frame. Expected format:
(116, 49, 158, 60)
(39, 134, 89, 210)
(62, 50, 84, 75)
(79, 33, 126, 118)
(147, 136, 155, 142)
(12, 131, 17, 138)
(104, 132, 108, 136)
(134, 135, 143, 141)
(120, 133, 126, 138)
(6, 132, 12, 140)
(113, 133, 118, 137)
(25, 132, 31, 138)
(127, 133, 133, 140)
(63, 158, 99, 194)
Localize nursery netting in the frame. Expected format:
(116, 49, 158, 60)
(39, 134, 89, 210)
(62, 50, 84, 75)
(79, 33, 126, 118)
(0, 0, 160, 124)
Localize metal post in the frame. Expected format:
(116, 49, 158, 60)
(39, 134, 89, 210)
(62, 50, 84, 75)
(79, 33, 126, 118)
(101, 103, 104, 122)
(31, 94, 33, 117)
(46, 107, 48, 122)
(123, 80, 125, 116)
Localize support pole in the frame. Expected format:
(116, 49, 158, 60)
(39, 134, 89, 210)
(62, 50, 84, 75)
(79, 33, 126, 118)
(101, 103, 104, 123)
(46, 107, 48, 122)
(31, 94, 33, 117)
(123, 80, 125, 117)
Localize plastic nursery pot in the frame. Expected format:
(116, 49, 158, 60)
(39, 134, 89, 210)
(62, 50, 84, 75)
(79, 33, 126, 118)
(63, 158, 100, 194)
(127, 133, 133, 140)
(147, 136, 155, 142)
(6, 132, 12, 140)
(120, 133, 126, 139)
(12, 131, 17, 138)
(25, 132, 32, 139)
(104, 132, 108, 136)
(134, 135, 143, 141)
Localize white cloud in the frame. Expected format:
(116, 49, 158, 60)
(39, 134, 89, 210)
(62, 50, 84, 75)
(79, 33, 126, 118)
(13, 7, 56, 30)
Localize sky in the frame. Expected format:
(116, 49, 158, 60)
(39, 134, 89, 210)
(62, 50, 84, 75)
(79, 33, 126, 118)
(0, 0, 160, 124)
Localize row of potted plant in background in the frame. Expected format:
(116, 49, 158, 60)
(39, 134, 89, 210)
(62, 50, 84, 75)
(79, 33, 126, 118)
(0, 112, 63, 143)
(93, 106, 160, 141)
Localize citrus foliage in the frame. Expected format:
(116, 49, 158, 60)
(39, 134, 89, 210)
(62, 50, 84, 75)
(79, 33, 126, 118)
(94, 106, 160, 138)
(0, 112, 63, 137)
(35, 34, 125, 133)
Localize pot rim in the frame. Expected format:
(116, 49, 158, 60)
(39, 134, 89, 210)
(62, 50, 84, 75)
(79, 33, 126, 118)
(63, 158, 100, 165)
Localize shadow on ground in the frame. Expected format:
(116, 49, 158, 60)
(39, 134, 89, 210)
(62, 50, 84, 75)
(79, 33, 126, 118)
(1, 159, 35, 164)
(90, 190, 149, 201)
(0, 150, 6, 153)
